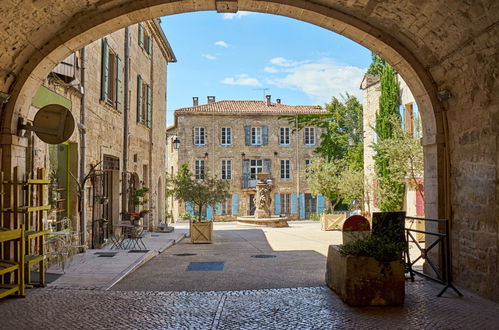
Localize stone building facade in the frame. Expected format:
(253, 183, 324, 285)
(361, 74, 424, 217)
(28, 19, 176, 248)
(166, 97, 326, 221)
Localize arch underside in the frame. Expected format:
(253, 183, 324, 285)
(0, 0, 497, 301)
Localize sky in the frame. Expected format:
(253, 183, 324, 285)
(160, 11, 372, 125)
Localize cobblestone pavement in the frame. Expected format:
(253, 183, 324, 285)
(1, 281, 498, 329)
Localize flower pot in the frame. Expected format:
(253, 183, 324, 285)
(325, 245, 405, 306)
(190, 221, 213, 244)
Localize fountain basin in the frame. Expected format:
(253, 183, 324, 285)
(237, 216, 289, 228)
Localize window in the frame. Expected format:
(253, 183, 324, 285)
(280, 193, 291, 214)
(280, 160, 290, 180)
(101, 38, 122, 111)
(304, 127, 315, 145)
(195, 160, 205, 180)
(221, 160, 232, 180)
(251, 127, 262, 145)
(250, 160, 263, 179)
(103, 155, 120, 170)
(280, 127, 290, 145)
(404, 103, 414, 137)
(221, 198, 232, 216)
(305, 159, 311, 166)
(221, 127, 232, 145)
(136, 76, 151, 127)
(194, 127, 205, 145)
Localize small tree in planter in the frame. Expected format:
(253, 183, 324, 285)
(166, 164, 230, 243)
(129, 187, 150, 226)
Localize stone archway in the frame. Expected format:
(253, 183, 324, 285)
(0, 0, 497, 301)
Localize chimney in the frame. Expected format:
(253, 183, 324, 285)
(193, 97, 199, 106)
(276, 98, 281, 104)
(266, 95, 271, 106)
(207, 96, 216, 104)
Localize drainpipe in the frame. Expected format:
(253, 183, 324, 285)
(148, 28, 154, 231)
(295, 114, 300, 219)
(122, 27, 130, 216)
(79, 47, 87, 250)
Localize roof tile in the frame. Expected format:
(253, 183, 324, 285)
(175, 100, 325, 115)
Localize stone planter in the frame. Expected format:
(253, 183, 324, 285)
(190, 221, 213, 244)
(325, 245, 405, 306)
(321, 213, 345, 231)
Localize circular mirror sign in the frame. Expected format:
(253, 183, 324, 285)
(32, 104, 75, 144)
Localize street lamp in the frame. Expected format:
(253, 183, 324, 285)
(172, 137, 180, 150)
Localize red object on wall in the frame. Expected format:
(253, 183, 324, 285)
(416, 184, 424, 216)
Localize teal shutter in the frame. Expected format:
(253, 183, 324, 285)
(244, 126, 251, 145)
(291, 193, 297, 214)
(317, 194, 325, 213)
(137, 75, 142, 123)
(413, 102, 419, 137)
(186, 202, 194, 216)
(146, 84, 152, 127)
(262, 126, 268, 145)
(216, 203, 222, 216)
(138, 23, 144, 48)
(232, 194, 239, 216)
(274, 193, 281, 215)
(299, 194, 305, 219)
(101, 38, 109, 101)
(398, 104, 404, 129)
(116, 55, 122, 111)
(206, 205, 213, 220)
(242, 160, 250, 188)
(148, 37, 153, 56)
(263, 159, 271, 174)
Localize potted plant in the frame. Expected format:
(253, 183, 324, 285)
(130, 187, 149, 226)
(325, 230, 406, 306)
(166, 164, 230, 243)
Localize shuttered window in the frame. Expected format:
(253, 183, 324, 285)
(136, 75, 151, 127)
(101, 38, 121, 111)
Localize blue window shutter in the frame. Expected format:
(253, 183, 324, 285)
(206, 205, 213, 220)
(116, 55, 122, 111)
(146, 84, 152, 127)
(137, 75, 142, 123)
(274, 193, 281, 215)
(413, 102, 419, 137)
(243, 159, 250, 187)
(186, 202, 194, 216)
(264, 159, 271, 174)
(317, 194, 325, 213)
(299, 194, 305, 219)
(291, 193, 297, 214)
(244, 126, 251, 145)
(398, 104, 404, 129)
(232, 194, 239, 216)
(138, 23, 144, 48)
(262, 126, 269, 145)
(101, 38, 109, 102)
(216, 203, 222, 216)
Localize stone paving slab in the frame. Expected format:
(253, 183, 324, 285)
(47, 230, 187, 290)
(0, 282, 498, 329)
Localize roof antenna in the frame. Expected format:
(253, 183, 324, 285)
(254, 88, 270, 100)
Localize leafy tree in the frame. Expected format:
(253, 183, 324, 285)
(305, 157, 346, 211)
(285, 94, 364, 211)
(366, 52, 386, 76)
(166, 164, 230, 222)
(374, 63, 405, 211)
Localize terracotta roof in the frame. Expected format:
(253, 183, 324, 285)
(175, 100, 325, 115)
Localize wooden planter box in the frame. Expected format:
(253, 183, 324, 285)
(321, 213, 346, 231)
(190, 221, 213, 244)
(325, 245, 405, 306)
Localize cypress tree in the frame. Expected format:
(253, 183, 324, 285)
(374, 64, 405, 211)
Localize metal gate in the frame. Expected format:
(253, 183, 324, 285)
(90, 170, 114, 248)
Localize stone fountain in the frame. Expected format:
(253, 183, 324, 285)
(237, 172, 289, 227)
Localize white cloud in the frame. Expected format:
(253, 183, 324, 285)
(264, 66, 279, 73)
(221, 74, 261, 87)
(266, 58, 365, 104)
(223, 11, 254, 20)
(202, 54, 217, 60)
(215, 41, 229, 48)
(269, 57, 306, 67)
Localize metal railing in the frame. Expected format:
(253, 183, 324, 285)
(405, 216, 462, 297)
